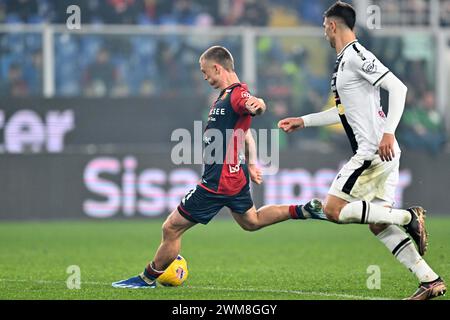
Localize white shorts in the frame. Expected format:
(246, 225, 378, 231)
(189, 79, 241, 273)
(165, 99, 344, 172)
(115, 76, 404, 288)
(328, 153, 400, 206)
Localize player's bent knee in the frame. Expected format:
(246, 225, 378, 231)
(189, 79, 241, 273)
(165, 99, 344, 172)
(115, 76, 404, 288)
(369, 223, 388, 235)
(240, 221, 260, 232)
(161, 220, 171, 236)
(162, 219, 179, 239)
(323, 204, 340, 223)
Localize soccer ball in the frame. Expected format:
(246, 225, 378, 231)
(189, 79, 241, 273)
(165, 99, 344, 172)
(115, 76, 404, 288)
(157, 255, 189, 287)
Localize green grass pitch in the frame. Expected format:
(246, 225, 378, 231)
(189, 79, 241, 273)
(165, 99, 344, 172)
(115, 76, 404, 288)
(1, 217, 449, 300)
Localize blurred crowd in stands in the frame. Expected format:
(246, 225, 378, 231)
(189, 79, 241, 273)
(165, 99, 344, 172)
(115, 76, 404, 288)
(1, 0, 449, 26)
(0, 0, 334, 26)
(0, 0, 447, 154)
(255, 32, 447, 155)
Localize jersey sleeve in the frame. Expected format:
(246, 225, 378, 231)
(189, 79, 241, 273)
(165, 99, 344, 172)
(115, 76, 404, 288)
(230, 86, 251, 115)
(349, 49, 390, 87)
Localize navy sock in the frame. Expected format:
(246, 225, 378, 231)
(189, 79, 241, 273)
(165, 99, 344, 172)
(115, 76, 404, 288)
(289, 205, 306, 220)
(290, 200, 329, 221)
(143, 262, 163, 281)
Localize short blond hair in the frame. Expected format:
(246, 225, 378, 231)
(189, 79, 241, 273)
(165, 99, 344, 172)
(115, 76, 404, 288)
(199, 46, 235, 71)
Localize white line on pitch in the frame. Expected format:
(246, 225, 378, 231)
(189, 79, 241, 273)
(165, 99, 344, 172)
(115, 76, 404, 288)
(0, 278, 393, 300)
(186, 285, 392, 300)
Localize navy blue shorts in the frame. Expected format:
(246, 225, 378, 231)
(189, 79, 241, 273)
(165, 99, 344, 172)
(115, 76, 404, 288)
(177, 185, 254, 225)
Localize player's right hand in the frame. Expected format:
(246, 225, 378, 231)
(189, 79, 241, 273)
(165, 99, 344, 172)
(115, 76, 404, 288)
(277, 117, 305, 133)
(245, 96, 266, 116)
(378, 133, 396, 161)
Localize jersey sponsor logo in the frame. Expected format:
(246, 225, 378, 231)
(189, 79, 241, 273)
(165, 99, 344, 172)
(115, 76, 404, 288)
(229, 154, 245, 173)
(229, 164, 241, 173)
(362, 60, 377, 74)
(209, 108, 225, 116)
(209, 108, 226, 116)
(208, 107, 225, 121)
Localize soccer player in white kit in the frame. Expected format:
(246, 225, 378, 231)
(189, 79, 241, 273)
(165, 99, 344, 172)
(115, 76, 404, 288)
(278, 1, 446, 300)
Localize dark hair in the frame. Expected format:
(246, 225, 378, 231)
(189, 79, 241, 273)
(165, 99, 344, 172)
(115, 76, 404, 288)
(324, 1, 356, 30)
(199, 46, 235, 71)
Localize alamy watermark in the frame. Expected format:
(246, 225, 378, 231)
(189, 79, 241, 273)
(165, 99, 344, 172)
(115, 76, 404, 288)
(366, 5, 381, 30)
(66, 265, 81, 289)
(66, 5, 81, 30)
(171, 122, 280, 175)
(366, 265, 381, 290)
(64, 4, 383, 32)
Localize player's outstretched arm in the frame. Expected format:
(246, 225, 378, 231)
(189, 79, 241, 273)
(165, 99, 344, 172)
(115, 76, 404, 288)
(278, 117, 305, 133)
(278, 107, 340, 133)
(245, 130, 262, 185)
(245, 96, 266, 116)
(378, 72, 408, 161)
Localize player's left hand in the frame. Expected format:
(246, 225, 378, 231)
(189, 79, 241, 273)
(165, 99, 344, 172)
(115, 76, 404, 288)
(248, 164, 263, 185)
(378, 133, 395, 161)
(245, 96, 266, 116)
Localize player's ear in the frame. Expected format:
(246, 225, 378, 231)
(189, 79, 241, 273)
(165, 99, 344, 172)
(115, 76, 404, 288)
(328, 18, 338, 33)
(213, 64, 220, 74)
(330, 20, 337, 33)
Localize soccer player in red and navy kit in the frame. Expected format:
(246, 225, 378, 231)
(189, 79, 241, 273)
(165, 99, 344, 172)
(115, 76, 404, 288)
(112, 46, 324, 289)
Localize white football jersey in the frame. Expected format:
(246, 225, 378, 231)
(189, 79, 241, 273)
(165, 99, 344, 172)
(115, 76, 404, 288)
(331, 40, 400, 160)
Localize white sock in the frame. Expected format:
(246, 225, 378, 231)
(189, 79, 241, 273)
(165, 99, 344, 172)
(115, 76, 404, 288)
(377, 225, 439, 283)
(339, 201, 411, 226)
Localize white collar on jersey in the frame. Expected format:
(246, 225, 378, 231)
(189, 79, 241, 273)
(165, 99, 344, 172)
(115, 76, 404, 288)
(337, 39, 359, 58)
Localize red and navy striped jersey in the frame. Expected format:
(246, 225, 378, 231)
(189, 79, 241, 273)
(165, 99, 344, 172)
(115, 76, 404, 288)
(199, 82, 252, 196)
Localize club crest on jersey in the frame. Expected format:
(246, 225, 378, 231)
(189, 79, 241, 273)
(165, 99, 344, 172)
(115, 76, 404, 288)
(221, 91, 229, 100)
(340, 61, 346, 71)
(362, 60, 377, 74)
